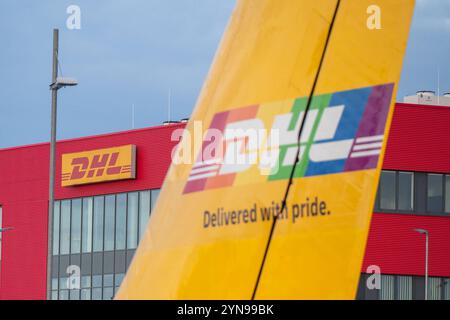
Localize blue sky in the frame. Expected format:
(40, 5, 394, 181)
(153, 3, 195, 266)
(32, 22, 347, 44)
(0, 0, 449, 148)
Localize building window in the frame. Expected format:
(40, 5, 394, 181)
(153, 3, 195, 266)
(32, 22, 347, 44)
(427, 174, 443, 213)
(127, 192, 139, 249)
(70, 289, 80, 300)
(59, 290, 69, 300)
(80, 288, 91, 300)
(398, 172, 414, 211)
(151, 189, 160, 209)
(358, 274, 450, 300)
(93, 196, 104, 252)
(380, 275, 395, 300)
(91, 275, 102, 300)
(51, 189, 160, 300)
(115, 194, 127, 250)
(445, 176, 450, 213)
(443, 278, 450, 300)
(82, 198, 93, 253)
(396, 276, 412, 300)
(60, 200, 71, 255)
(59, 277, 68, 292)
(115, 273, 125, 288)
(376, 171, 450, 216)
(139, 191, 151, 240)
(428, 277, 442, 300)
(52, 202, 60, 255)
(104, 195, 115, 251)
(379, 171, 396, 210)
(103, 274, 114, 300)
(71, 199, 82, 254)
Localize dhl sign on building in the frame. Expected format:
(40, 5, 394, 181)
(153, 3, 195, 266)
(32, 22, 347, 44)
(61, 145, 136, 187)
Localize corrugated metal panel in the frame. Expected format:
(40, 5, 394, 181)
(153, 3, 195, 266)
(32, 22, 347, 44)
(0, 124, 184, 299)
(384, 103, 450, 173)
(362, 213, 450, 278)
(362, 103, 450, 278)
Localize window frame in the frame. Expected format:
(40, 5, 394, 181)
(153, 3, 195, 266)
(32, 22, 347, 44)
(51, 189, 159, 300)
(427, 173, 445, 214)
(444, 175, 450, 214)
(397, 171, 415, 213)
(378, 170, 398, 212)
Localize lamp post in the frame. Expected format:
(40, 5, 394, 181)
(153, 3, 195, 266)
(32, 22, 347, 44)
(47, 28, 78, 299)
(414, 228, 429, 300)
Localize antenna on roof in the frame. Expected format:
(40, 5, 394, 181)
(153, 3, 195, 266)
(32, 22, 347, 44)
(132, 104, 135, 129)
(168, 88, 172, 122)
(437, 67, 441, 106)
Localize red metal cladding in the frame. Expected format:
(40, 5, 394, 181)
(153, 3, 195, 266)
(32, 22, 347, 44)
(362, 103, 450, 278)
(1, 102, 450, 299)
(0, 144, 49, 300)
(362, 213, 450, 277)
(0, 124, 183, 299)
(383, 103, 450, 173)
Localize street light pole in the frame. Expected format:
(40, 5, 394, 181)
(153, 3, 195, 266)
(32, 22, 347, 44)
(46, 29, 78, 300)
(47, 28, 59, 300)
(0, 227, 14, 296)
(414, 228, 429, 300)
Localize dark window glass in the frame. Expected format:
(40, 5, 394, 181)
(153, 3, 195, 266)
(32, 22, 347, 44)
(398, 172, 414, 211)
(71, 199, 82, 253)
(139, 191, 150, 240)
(445, 176, 450, 213)
(82, 198, 93, 253)
(93, 196, 104, 252)
(104, 195, 115, 251)
(52, 201, 60, 255)
(60, 200, 71, 254)
(115, 194, 127, 250)
(380, 171, 396, 210)
(127, 192, 139, 249)
(428, 174, 443, 212)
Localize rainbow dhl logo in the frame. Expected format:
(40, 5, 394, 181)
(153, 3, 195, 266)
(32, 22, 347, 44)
(61, 145, 136, 187)
(183, 84, 394, 194)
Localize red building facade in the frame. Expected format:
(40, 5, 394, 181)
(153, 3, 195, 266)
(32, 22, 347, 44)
(0, 103, 449, 300)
